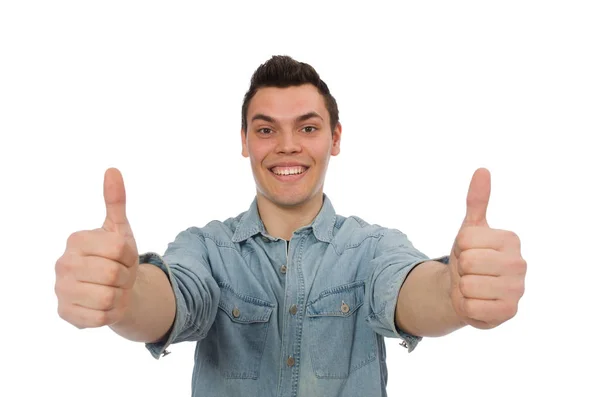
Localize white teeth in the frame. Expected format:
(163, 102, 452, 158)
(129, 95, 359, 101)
(272, 167, 306, 176)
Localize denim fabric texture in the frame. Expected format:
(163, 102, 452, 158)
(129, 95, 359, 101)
(139, 194, 448, 397)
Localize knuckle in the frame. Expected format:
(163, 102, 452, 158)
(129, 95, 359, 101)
(57, 305, 86, 329)
(91, 311, 109, 327)
(57, 305, 69, 321)
(66, 231, 83, 248)
(458, 252, 473, 275)
(505, 302, 518, 320)
(480, 321, 496, 330)
(100, 288, 117, 310)
(456, 231, 470, 251)
(463, 299, 477, 318)
(458, 277, 470, 296)
(55, 254, 76, 277)
(507, 257, 526, 275)
(54, 281, 62, 299)
(511, 231, 521, 245)
(109, 306, 126, 325)
(511, 278, 525, 297)
(107, 236, 127, 261)
(105, 264, 122, 286)
(114, 237, 127, 256)
(505, 230, 521, 248)
(518, 279, 526, 297)
(54, 279, 71, 300)
(505, 284, 518, 298)
(55, 256, 68, 276)
(515, 258, 527, 274)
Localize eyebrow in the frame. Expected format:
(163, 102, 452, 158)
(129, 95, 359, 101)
(250, 111, 323, 124)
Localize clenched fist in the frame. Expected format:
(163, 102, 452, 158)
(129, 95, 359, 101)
(449, 168, 527, 329)
(55, 168, 139, 328)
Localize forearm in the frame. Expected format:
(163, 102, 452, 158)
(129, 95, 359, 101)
(395, 260, 465, 337)
(109, 263, 176, 343)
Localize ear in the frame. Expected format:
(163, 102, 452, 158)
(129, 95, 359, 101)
(330, 122, 342, 156)
(241, 128, 249, 158)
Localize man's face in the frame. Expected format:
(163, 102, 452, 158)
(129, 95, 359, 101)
(241, 84, 341, 208)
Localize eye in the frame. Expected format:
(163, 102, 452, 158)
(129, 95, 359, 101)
(302, 126, 318, 133)
(257, 128, 273, 135)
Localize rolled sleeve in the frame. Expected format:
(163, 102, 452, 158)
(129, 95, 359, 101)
(138, 227, 221, 359)
(365, 229, 448, 352)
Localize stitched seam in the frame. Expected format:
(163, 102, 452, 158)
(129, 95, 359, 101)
(344, 233, 384, 250)
(308, 280, 365, 303)
(216, 281, 275, 307)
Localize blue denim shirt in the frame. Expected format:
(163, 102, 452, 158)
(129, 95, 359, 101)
(139, 195, 448, 397)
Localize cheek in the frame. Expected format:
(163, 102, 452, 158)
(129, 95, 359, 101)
(307, 144, 332, 164)
(247, 144, 271, 166)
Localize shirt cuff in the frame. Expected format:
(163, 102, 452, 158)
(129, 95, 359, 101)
(138, 251, 187, 360)
(366, 255, 450, 352)
(434, 255, 450, 265)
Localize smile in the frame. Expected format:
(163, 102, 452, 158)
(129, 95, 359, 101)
(270, 166, 307, 176)
(269, 166, 309, 181)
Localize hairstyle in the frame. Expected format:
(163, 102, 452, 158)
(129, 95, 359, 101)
(241, 55, 339, 134)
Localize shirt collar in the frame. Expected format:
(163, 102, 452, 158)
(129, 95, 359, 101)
(231, 194, 337, 243)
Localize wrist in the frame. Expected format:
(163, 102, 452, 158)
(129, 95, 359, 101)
(439, 263, 467, 329)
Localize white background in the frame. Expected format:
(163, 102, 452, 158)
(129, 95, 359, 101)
(1, 1, 598, 396)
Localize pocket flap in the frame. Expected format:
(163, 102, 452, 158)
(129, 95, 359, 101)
(306, 281, 365, 318)
(218, 287, 274, 324)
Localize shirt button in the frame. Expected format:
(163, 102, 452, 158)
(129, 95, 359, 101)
(341, 302, 350, 313)
(289, 304, 297, 315)
(287, 356, 295, 367)
(232, 307, 240, 318)
(280, 265, 287, 274)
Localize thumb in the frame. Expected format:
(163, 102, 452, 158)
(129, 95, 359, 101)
(102, 167, 132, 236)
(463, 167, 491, 227)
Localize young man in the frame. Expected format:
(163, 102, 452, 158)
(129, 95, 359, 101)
(54, 55, 526, 397)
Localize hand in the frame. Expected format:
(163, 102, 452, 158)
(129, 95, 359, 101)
(449, 168, 526, 329)
(55, 168, 139, 328)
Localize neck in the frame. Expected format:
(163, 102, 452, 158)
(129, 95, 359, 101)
(256, 193, 324, 241)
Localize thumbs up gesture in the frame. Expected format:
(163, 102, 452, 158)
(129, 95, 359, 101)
(55, 168, 140, 329)
(449, 168, 526, 329)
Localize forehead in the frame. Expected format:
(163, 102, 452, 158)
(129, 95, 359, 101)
(248, 84, 328, 123)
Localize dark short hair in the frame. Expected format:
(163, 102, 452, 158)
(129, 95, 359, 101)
(241, 55, 339, 134)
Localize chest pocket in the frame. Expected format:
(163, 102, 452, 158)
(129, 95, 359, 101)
(209, 285, 274, 379)
(305, 280, 377, 378)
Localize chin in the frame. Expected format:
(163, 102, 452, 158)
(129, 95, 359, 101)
(272, 195, 311, 208)
(262, 189, 316, 208)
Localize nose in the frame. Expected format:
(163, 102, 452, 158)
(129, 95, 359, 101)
(275, 130, 302, 154)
